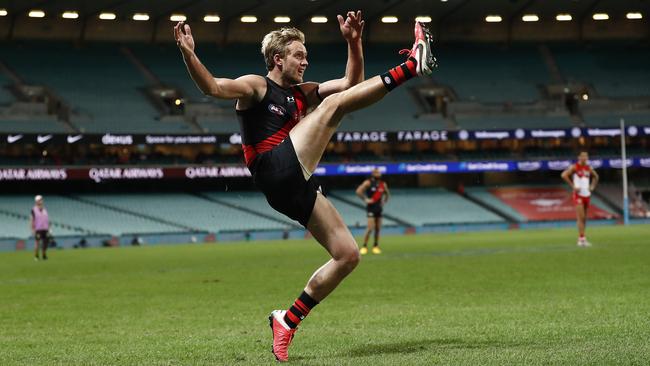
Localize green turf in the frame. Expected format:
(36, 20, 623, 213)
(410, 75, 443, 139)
(1, 225, 649, 365)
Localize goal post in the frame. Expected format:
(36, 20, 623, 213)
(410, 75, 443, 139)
(620, 118, 629, 225)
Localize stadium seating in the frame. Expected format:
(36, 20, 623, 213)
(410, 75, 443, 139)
(0, 196, 88, 237)
(464, 187, 528, 222)
(0, 195, 179, 236)
(0, 117, 69, 133)
(433, 44, 549, 103)
(483, 185, 616, 221)
(195, 115, 239, 133)
(595, 183, 649, 218)
(130, 44, 262, 107)
(552, 44, 650, 98)
(0, 210, 83, 239)
(326, 191, 399, 227)
(3, 42, 649, 135)
(582, 111, 650, 127)
(0, 72, 15, 105)
(201, 191, 298, 227)
(454, 114, 572, 130)
(1, 42, 191, 133)
(77, 193, 290, 232)
(131, 43, 441, 132)
(334, 188, 503, 226)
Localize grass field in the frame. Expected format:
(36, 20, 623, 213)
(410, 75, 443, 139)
(1, 225, 649, 365)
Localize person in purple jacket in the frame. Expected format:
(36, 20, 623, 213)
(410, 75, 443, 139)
(30, 195, 51, 261)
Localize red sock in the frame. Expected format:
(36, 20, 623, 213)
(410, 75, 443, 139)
(381, 58, 418, 91)
(283, 291, 318, 329)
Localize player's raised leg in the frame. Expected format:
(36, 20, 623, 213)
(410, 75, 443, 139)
(290, 21, 436, 173)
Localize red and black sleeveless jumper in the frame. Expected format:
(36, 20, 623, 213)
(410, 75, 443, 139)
(365, 178, 385, 218)
(236, 77, 319, 227)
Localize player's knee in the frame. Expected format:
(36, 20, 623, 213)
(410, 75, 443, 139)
(320, 94, 345, 124)
(342, 245, 361, 269)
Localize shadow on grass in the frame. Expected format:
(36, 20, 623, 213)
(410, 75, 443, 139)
(328, 337, 535, 358)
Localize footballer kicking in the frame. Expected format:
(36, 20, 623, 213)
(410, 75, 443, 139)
(561, 151, 599, 247)
(175, 11, 436, 362)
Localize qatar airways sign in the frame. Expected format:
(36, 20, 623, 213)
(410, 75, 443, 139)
(89, 168, 164, 183)
(0, 168, 68, 181)
(185, 166, 251, 178)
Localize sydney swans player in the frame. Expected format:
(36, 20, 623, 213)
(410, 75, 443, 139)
(175, 12, 436, 361)
(561, 151, 599, 247)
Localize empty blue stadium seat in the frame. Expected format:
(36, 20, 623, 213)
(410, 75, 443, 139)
(455, 114, 572, 130)
(77, 193, 291, 232)
(2, 42, 190, 133)
(552, 44, 650, 98)
(0, 117, 69, 133)
(434, 44, 549, 103)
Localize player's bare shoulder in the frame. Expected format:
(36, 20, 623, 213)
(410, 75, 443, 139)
(235, 74, 268, 109)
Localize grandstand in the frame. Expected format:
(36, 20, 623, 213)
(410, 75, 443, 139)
(76, 193, 292, 232)
(454, 114, 572, 130)
(1, 43, 192, 133)
(552, 44, 650, 98)
(434, 44, 550, 104)
(2, 41, 650, 132)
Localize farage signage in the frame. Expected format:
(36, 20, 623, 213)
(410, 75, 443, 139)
(1, 126, 647, 146)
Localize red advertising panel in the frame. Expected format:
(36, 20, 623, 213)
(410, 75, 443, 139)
(489, 186, 617, 221)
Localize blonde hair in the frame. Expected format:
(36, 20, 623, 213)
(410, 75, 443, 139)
(261, 27, 305, 71)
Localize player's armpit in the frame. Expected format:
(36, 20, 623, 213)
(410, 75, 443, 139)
(296, 82, 322, 108)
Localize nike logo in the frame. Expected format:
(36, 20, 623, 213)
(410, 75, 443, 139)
(37, 134, 53, 144)
(67, 135, 83, 143)
(7, 134, 23, 143)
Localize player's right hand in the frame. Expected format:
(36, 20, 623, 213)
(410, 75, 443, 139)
(174, 22, 195, 55)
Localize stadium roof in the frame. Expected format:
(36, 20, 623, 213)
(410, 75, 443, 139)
(2, 0, 647, 26)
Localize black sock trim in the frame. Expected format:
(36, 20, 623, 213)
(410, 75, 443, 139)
(299, 291, 319, 308)
(380, 71, 397, 91)
(284, 316, 297, 328)
(288, 307, 303, 320)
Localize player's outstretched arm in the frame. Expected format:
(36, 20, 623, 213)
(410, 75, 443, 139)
(174, 22, 262, 101)
(302, 11, 364, 105)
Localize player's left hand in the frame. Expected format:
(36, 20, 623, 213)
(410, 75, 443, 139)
(338, 10, 364, 42)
